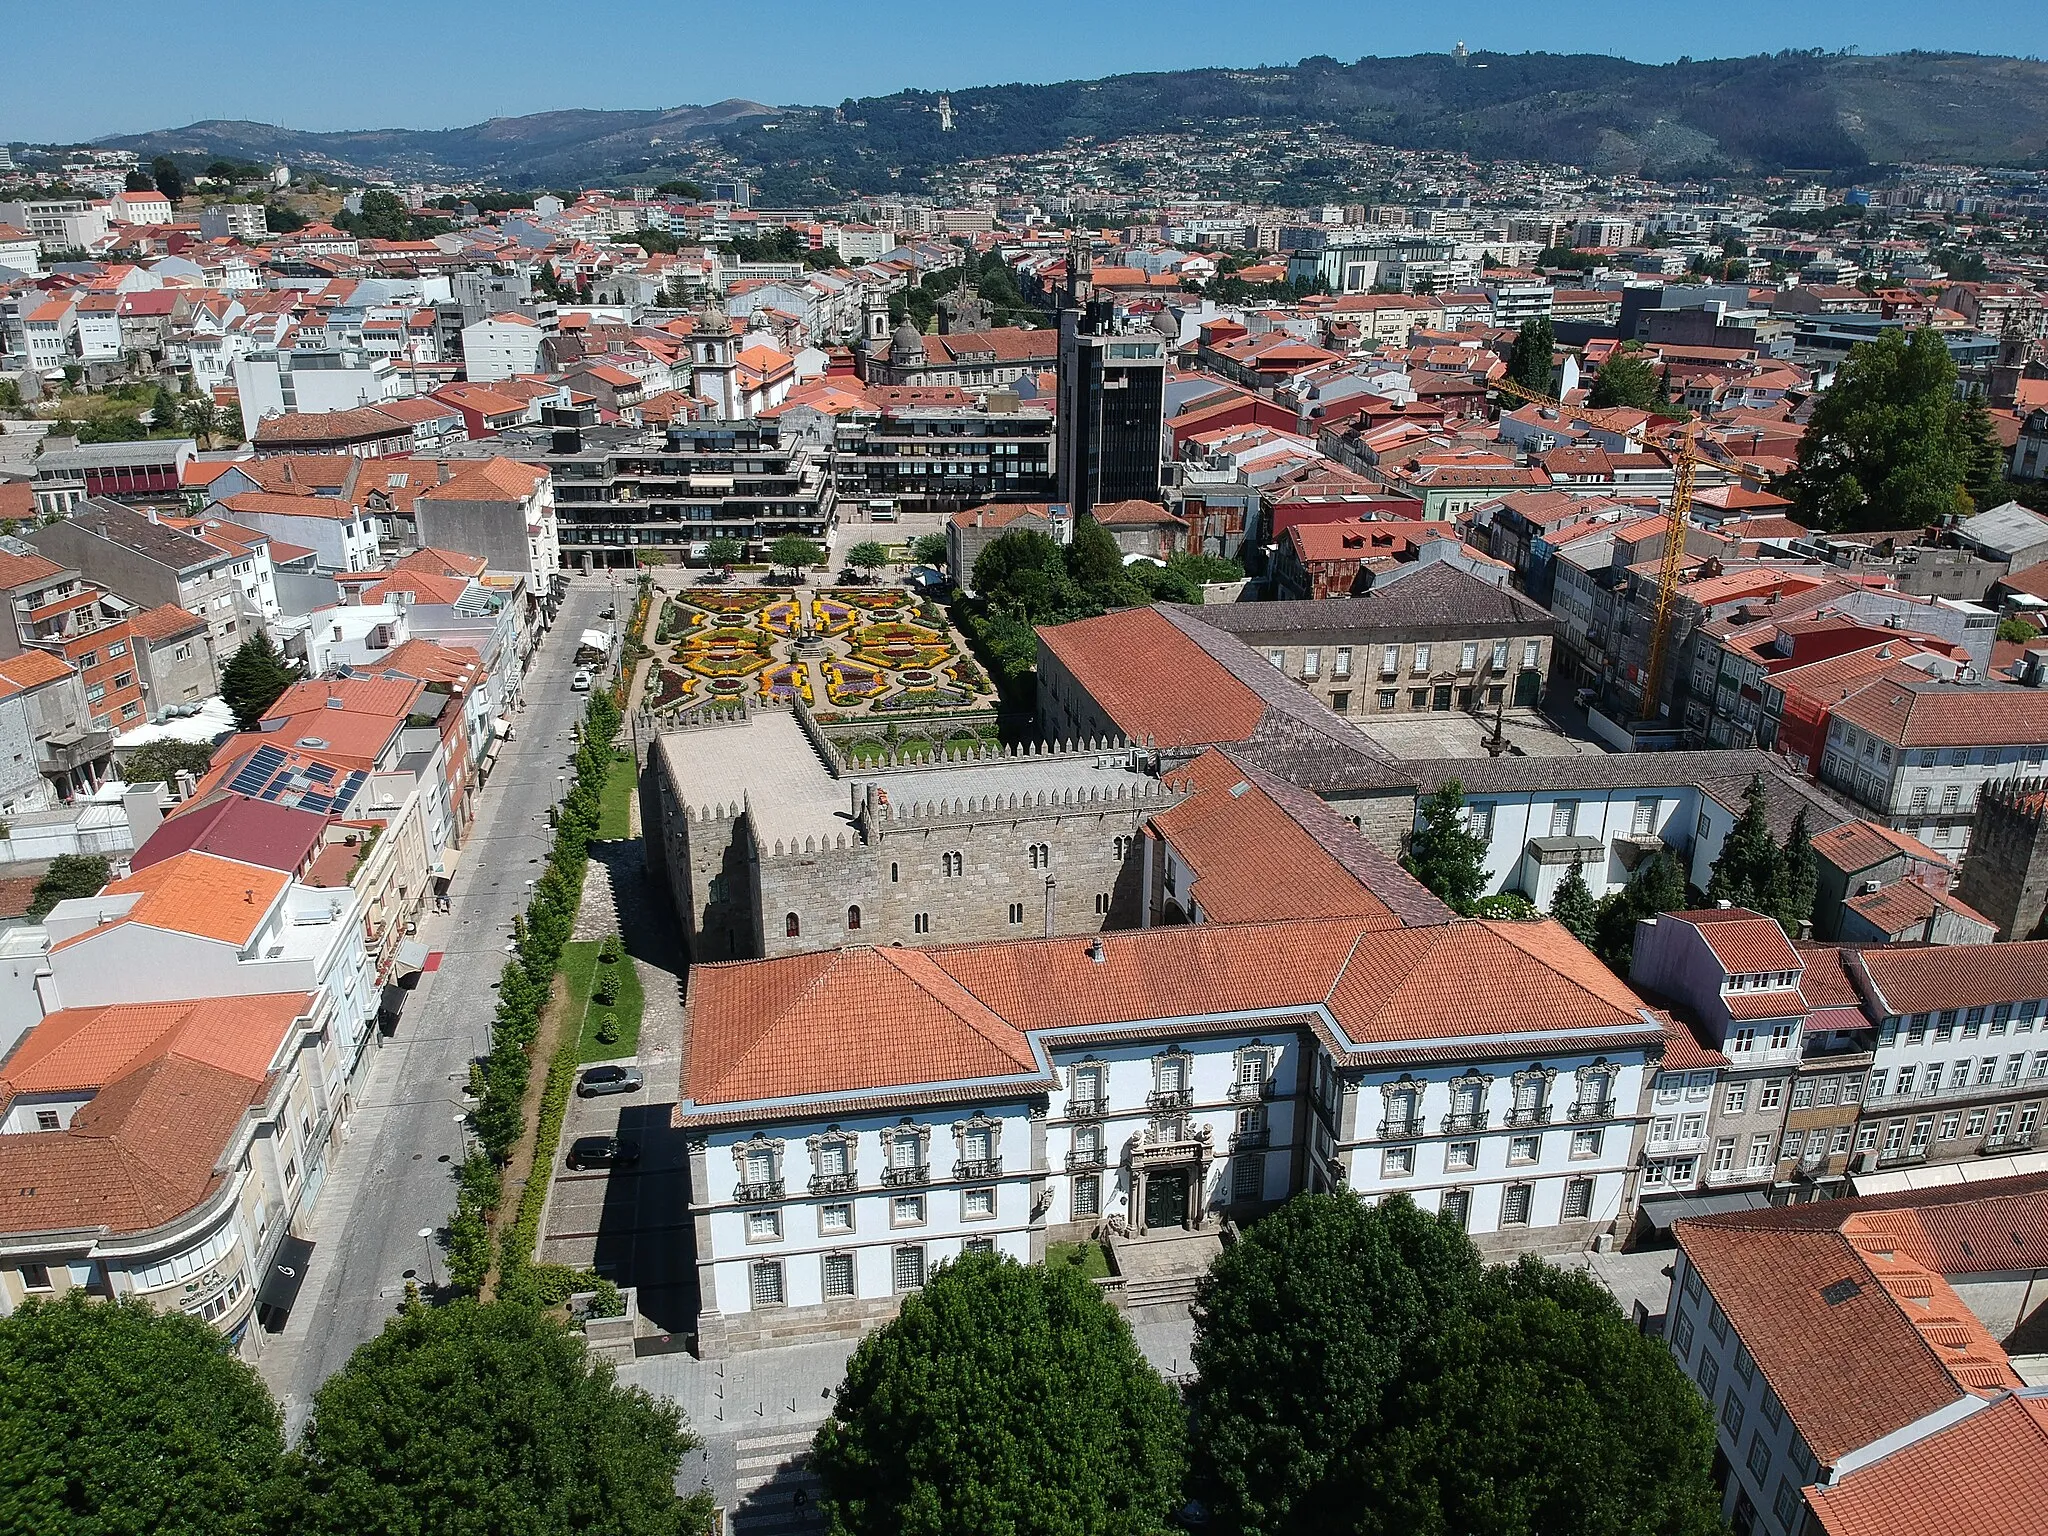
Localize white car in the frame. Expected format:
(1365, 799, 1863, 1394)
(571, 668, 592, 692)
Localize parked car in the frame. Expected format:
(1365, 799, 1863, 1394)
(599, 604, 615, 619)
(577, 1065, 644, 1097)
(566, 1135, 640, 1170)
(571, 668, 592, 692)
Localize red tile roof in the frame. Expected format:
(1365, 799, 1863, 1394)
(1662, 908, 1803, 974)
(1851, 941, 2048, 1017)
(1811, 819, 1951, 876)
(1805, 1392, 2048, 1536)
(684, 914, 1652, 1110)
(1037, 606, 1265, 749)
(124, 603, 208, 645)
(1831, 667, 2048, 748)
(130, 794, 326, 875)
(55, 851, 287, 950)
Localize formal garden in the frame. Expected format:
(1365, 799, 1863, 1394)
(638, 584, 995, 720)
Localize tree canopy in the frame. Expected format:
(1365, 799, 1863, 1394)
(844, 540, 890, 574)
(1401, 781, 1492, 913)
(1190, 1195, 1723, 1536)
(26, 853, 110, 921)
(1588, 347, 1660, 411)
(1589, 849, 1690, 976)
(813, 1251, 1186, 1536)
(291, 1300, 709, 1536)
(1547, 859, 1599, 946)
(1784, 326, 1990, 530)
(0, 1293, 291, 1536)
(1705, 775, 1818, 939)
(1506, 316, 1556, 395)
(150, 156, 185, 203)
(222, 631, 302, 731)
(767, 535, 823, 576)
(121, 737, 220, 787)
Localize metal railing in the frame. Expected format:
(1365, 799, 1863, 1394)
(735, 1179, 784, 1203)
(954, 1157, 1002, 1181)
(1505, 1105, 1553, 1128)
(1441, 1110, 1487, 1134)
(1228, 1078, 1277, 1102)
(808, 1172, 857, 1195)
(1568, 1099, 1614, 1122)
(879, 1164, 929, 1188)
(1147, 1087, 1194, 1112)
(1378, 1117, 1425, 1140)
(1065, 1148, 1105, 1171)
(1231, 1125, 1271, 1149)
(1066, 1095, 1108, 1120)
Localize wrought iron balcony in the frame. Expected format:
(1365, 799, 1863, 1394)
(1065, 1147, 1105, 1172)
(1377, 1117, 1424, 1140)
(1147, 1087, 1194, 1111)
(879, 1164, 929, 1188)
(1983, 1131, 2038, 1154)
(1228, 1077, 1277, 1102)
(1441, 1110, 1488, 1134)
(1230, 1125, 1271, 1149)
(808, 1172, 858, 1195)
(1067, 1094, 1108, 1120)
(734, 1179, 784, 1203)
(1505, 1105, 1553, 1128)
(954, 1157, 1002, 1181)
(1568, 1099, 1614, 1122)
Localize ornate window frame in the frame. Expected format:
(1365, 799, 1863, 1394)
(1379, 1074, 1424, 1139)
(1573, 1059, 1620, 1116)
(880, 1120, 930, 1185)
(951, 1110, 1003, 1178)
(731, 1131, 785, 1191)
(805, 1126, 859, 1194)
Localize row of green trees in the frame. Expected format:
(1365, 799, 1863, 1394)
(812, 1195, 1723, 1536)
(1406, 773, 1815, 974)
(0, 1291, 709, 1536)
(960, 522, 1242, 697)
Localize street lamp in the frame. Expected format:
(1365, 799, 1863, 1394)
(417, 1227, 440, 1289)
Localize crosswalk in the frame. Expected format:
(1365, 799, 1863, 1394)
(725, 1419, 827, 1536)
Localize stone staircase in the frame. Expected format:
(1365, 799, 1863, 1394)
(1107, 1228, 1223, 1312)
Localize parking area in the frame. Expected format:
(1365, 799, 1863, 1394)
(538, 1059, 697, 1333)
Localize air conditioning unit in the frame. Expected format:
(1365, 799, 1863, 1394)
(1861, 879, 1882, 895)
(1850, 1150, 1876, 1174)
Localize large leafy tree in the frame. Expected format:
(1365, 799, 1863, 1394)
(26, 852, 110, 921)
(1189, 1194, 1481, 1534)
(222, 631, 302, 730)
(1592, 849, 1689, 976)
(972, 527, 1076, 617)
(1706, 772, 1780, 912)
(813, 1251, 1185, 1536)
(1360, 1259, 1725, 1536)
(292, 1300, 710, 1536)
(844, 540, 890, 575)
(1402, 780, 1492, 913)
(767, 535, 822, 578)
(122, 737, 219, 787)
(1785, 326, 1981, 530)
(0, 1293, 291, 1536)
(150, 156, 185, 203)
(1588, 346, 1660, 410)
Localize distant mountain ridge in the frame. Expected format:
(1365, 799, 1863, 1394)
(95, 52, 2048, 191)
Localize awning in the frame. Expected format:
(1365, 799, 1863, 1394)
(1637, 1187, 1773, 1233)
(430, 845, 461, 882)
(255, 1235, 315, 1333)
(394, 938, 430, 975)
(378, 983, 407, 1027)
(492, 716, 511, 738)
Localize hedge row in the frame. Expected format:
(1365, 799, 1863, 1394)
(444, 686, 623, 1298)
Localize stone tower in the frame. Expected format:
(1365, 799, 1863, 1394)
(692, 295, 739, 418)
(1956, 778, 2048, 939)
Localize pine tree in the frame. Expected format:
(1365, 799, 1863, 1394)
(222, 632, 302, 731)
(1960, 391, 2008, 506)
(1771, 809, 1819, 940)
(1592, 852, 1688, 976)
(1707, 773, 1780, 912)
(1403, 781, 1493, 914)
(1508, 316, 1556, 395)
(1549, 861, 1600, 945)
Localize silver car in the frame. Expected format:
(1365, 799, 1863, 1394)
(576, 1065, 644, 1097)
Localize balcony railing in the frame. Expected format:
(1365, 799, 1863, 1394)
(1505, 1105, 1553, 1128)
(1879, 1146, 1930, 1168)
(1378, 1117, 1425, 1140)
(735, 1179, 784, 1203)
(954, 1157, 1002, 1181)
(808, 1172, 858, 1195)
(1568, 1099, 1615, 1122)
(1441, 1110, 1487, 1134)
(879, 1164, 929, 1188)
(1983, 1131, 2038, 1154)
(1065, 1148, 1105, 1172)
(1228, 1077, 1277, 1102)
(1230, 1125, 1271, 1149)
(1147, 1087, 1194, 1112)
(1067, 1095, 1108, 1120)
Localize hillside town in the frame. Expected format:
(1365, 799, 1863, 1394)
(7, 84, 2048, 1536)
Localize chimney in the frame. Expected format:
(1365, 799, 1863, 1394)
(437, 462, 451, 485)
(282, 461, 294, 484)
(1086, 936, 1105, 963)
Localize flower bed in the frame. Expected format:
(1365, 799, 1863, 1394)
(842, 588, 910, 612)
(647, 667, 695, 708)
(679, 642, 771, 679)
(708, 678, 745, 695)
(872, 684, 974, 712)
(760, 663, 815, 705)
(822, 659, 885, 706)
(690, 589, 780, 615)
(811, 597, 858, 635)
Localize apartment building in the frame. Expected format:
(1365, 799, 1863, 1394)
(1668, 1178, 2048, 1536)
(546, 418, 834, 567)
(828, 399, 1056, 518)
(1818, 668, 2048, 857)
(26, 499, 246, 655)
(1182, 564, 1554, 721)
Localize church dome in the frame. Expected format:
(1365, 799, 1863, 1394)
(890, 318, 926, 363)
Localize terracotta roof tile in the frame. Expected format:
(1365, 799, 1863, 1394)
(1805, 1392, 2048, 1536)
(1852, 942, 2048, 1017)
(1812, 818, 1952, 876)
(1662, 908, 1804, 974)
(1037, 606, 1265, 749)
(57, 851, 287, 949)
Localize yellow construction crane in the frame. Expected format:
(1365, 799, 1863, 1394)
(1492, 375, 1701, 723)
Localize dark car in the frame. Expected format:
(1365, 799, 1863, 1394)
(577, 1064, 644, 1097)
(599, 604, 616, 619)
(566, 1135, 640, 1170)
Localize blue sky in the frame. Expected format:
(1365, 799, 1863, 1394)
(7, 0, 2044, 142)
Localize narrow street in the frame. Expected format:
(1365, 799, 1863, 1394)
(259, 578, 610, 1435)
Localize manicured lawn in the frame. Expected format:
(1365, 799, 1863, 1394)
(1046, 1240, 1113, 1280)
(559, 939, 644, 1064)
(597, 750, 636, 840)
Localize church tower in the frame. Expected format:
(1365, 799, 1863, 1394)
(693, 295, 740, 419)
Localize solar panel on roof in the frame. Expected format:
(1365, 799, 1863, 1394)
(306, 764, 335, 784)
(297, 794, 331, 815)
(1821, 1277, 1862, 1306)
(258, 784, 285, 801)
